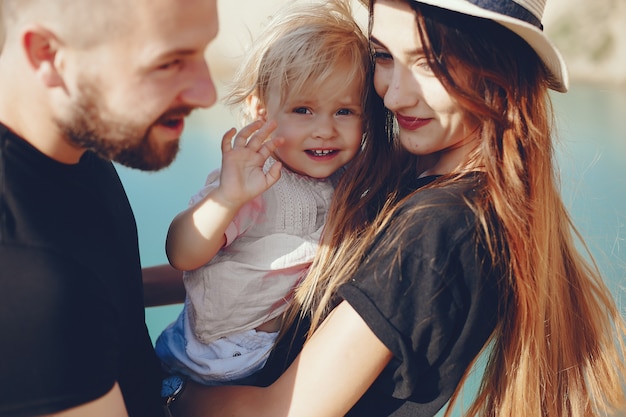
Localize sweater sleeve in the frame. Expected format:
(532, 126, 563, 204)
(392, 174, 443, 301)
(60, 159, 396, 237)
(188, 169, 265, 247)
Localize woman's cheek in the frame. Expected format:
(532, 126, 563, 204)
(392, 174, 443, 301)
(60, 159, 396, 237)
(373, 68, 389, 100)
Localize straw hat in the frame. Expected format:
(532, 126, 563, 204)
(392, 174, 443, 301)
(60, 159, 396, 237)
(360, 0, 569, 92)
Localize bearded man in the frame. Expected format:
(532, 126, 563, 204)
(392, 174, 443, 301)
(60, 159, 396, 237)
(0, 0, 218, 415)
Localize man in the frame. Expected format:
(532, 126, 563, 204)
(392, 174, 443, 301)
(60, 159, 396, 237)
(0, 0, 218, 415)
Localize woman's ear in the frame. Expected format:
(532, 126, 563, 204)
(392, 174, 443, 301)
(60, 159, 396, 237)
(246, 94, 267, 121)
(22, 26, 65, 88)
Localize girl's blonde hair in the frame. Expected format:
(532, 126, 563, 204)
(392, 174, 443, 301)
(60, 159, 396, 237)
(223, 0, 370, 124)
(286, 2, 626, 416)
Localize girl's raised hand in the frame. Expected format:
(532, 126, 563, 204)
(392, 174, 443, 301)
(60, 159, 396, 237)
(215, 119, 283, 208)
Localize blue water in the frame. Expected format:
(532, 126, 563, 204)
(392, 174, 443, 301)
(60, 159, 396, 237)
(117, 83, 626, 414)
(552, 85, 626, 302)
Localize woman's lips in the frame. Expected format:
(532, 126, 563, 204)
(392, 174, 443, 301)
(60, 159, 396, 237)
(395, 113, 431, 130)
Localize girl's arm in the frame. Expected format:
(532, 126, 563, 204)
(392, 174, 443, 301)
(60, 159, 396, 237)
(166, 120, 283, 271)
(174, 300, 393, 417)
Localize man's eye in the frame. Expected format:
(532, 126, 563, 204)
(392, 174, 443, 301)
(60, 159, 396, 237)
(158, 59, 182, 71)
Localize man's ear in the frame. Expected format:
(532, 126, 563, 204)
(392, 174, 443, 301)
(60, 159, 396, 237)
(22, 26, 65, 88)
(246, 94, 267, 121)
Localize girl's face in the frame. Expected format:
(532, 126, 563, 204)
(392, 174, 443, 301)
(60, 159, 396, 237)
(259, 62, 364, 179)
(371, 0, 478, 175)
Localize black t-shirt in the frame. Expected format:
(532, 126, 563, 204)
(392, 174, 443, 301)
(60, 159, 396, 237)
(259, 175, 500, 416)
(0, 124, 164, 417)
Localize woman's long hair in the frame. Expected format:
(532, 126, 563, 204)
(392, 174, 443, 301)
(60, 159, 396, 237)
(284, 2, 626, 416)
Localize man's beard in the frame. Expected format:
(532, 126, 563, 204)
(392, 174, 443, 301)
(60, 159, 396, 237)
(56, 82, 191, 171)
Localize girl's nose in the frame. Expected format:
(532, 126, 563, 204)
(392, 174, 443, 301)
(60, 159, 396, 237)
(313, 115, 337, 140)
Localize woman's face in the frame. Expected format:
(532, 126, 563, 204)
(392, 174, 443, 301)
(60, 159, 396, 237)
(371, 0, 478, 175)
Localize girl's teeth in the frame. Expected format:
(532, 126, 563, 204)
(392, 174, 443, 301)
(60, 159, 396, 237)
(312, 150, 332, 156)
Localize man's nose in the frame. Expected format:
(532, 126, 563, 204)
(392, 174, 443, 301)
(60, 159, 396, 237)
(180, 60, 217, 109)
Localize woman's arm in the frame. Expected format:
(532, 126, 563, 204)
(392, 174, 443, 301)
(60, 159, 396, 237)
(166, 120, 283, 271)
(174, 300, 393, 417)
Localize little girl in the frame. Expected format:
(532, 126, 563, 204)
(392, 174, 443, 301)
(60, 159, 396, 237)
(155, 0, 369, 388)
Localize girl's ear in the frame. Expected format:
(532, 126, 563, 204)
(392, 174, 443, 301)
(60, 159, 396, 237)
(246, 94, 267, 121)
(22, 26, 65, 88)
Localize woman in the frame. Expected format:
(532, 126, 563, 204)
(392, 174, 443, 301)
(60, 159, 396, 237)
(173, 0, 626, 416)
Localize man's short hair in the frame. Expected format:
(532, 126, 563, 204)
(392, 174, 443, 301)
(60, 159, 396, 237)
(2, 0, 134, 48)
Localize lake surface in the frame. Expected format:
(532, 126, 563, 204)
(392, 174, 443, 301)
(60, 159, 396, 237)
(117, 83, 626, 415)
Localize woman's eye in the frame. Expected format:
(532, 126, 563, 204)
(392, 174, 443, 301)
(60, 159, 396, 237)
(415, 57, 433, 73)
(372, 51, 392, 62)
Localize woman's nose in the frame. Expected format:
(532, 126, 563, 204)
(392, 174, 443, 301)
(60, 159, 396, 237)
(384, 64, 419, 111)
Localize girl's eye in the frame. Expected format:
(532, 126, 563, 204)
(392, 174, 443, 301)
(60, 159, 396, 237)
(293, 107, 311, 115)
(337, 108, 354, 116)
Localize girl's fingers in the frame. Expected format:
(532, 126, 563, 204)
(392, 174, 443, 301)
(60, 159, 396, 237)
(221, 128, 237, 153)
(257, 136, 284, 160)
(223, 120, 280, 159)
(232, 119, 266, 148)
(246, 120, 278, 150)
(266, 160, 283, 186)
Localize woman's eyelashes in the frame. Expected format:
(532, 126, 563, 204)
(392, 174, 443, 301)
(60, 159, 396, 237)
(372, 50, 393, 63)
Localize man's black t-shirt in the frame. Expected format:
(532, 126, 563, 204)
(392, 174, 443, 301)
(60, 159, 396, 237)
(258, 175, 500, 416)
(0, 124, 163, 417)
